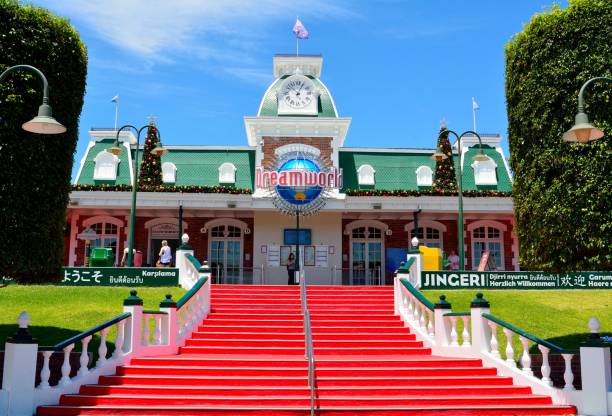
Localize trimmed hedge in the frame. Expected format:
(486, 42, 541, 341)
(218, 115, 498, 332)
(71, 184, 252, 194)
(505, 0, 611, 272)
(0, 1, 87, 282)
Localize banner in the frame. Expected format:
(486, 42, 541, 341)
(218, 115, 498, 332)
(60, 267, 179, 286)
(421, 271, 612, 289)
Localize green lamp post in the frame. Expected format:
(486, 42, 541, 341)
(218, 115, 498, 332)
(107, 124, 167, 267)
(0, 64, 66, 134)
(431, 129, 489, 270)
(562, 77, 612, 143)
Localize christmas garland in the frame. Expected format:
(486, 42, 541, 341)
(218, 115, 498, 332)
(71, 184, 252, 194)
(344, 188, 512, 197)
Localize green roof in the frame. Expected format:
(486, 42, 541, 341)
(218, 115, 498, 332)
(76, 140, 255, 189)
(339, 146, 512, 192)
(258, 75, 337, 117)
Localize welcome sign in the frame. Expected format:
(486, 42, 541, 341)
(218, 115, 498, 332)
(60, 267, 179, 286)
(421, 271, 612, 289)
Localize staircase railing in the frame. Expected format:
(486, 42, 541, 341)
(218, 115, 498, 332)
(299, 269, 316, 416)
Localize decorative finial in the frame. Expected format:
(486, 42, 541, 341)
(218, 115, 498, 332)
(8, 311, 36, 344)
(588, 317, 601, 333)
(440, 118, 448, 129)
(18, 311, 30, 328)
(182, 233, 189, 244)
(147, 115, 157, 126)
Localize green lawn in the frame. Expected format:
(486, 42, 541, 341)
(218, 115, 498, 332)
(421, 289, 612, 352)
(0, 286, 185, 349)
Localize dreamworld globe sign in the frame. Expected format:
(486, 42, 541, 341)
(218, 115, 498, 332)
(255, 153, 342, 216)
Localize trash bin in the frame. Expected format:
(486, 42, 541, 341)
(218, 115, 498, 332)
(90, 247, 115, 267)
(134, 250, 143, 267)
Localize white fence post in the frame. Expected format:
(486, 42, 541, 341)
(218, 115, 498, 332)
(175, 234, 194, 289)
(405, 252, 423, 288)
(159, 294, 178, 349)
(470, 293, 491, 354)
(0, 312, 38, 416)
(122, 290, 143, 355)
(434, 295, 452, 347)
(579, 317, 611, 416)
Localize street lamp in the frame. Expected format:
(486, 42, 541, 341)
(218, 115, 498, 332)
(0, 65, 66, 134)
(431, 129, 489, 270)
(107, 124, 167, 266)
(563, 77, 612, 143)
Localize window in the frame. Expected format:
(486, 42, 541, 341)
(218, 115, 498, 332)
(472, 226, 504, 269)
(161, 162, 177, 183)
(472, 157, 497, 185)
(86, 222, 119, 259)
(219, 162, 237, 184)
(93, 151, 119, 180)
(357, 164, 375, 185)
(410, 227, 442, 248)
(415, 166, 433, 186)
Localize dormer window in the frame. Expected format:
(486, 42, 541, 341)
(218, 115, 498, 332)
(219, 162, 237, 184)
(161, 162, 177, 183)
(93, 151, 119, 181)
(357, 164, 375, 185)
(415, 166, 433, 186)
(472, 158, 498, 185)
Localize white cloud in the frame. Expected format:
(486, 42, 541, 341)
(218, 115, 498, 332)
(45, 0, 354, 60)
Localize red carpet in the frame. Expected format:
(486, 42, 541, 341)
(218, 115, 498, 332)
(37, 285, 576, 415)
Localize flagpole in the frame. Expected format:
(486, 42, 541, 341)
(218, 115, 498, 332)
(472, 97, 477, 132)
(296, 36, 299, 56)
(114, 100, 119, 131)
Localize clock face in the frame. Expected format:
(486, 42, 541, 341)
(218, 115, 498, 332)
(280, 77, 315, 109)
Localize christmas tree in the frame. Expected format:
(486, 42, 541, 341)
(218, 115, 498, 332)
(138, 121, 163, 187)
(432, 121, 457, 191)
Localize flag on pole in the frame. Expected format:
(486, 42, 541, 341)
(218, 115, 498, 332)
(472, 97, 479, 111)
(111, 95, 119, 103)
(292, 18, 309, 39)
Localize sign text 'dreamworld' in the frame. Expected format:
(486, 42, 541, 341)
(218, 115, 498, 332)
(60, 267, 179, 286)
(421, 271, 612, 289)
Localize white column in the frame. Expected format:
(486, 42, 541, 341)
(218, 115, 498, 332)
(433, 296, 452, 347)
(175, 248, 195, 289)
(470, 293, 491, 354)
(579, 317, 611, 416)
(68, 214, 79, 266)
(122, 291, 143, 356)
(160, 295, 178, 350)
(405, 252, 423, 288)
(1, 312, 38, 416)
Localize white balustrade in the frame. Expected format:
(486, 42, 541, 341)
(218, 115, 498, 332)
(58, 344, 74, 386)
(142, 315, 151, 346)
(419, 305, 427, 331)
(96, 327, 110, 368)
(449, 316, 459, 346)
(519, 336, 533, 376)
(538, 345, 552, 386)
(77, 335, 92, 377)
(502, 328, 516, 367)
(39, 350, 53, 389)
(561, 353, 575, 390)
(461, 316, 471, 347)
(112, 320, 125, 359)
(426, 310, 434, 338)
(488, 321, 501, 358)
(153, 315, 162, 345)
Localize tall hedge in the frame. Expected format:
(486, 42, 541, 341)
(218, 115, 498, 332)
(505, 0, 611, 272)
(0, 0, 87, 282)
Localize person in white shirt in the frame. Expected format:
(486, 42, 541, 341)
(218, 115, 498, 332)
(158, 240, 172, 267)
(448, 250, 460, 271)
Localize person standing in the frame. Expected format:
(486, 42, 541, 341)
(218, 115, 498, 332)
(448, 250, 460, 271)
(158, 240, 172, 267)
(286, 252, 296, 285)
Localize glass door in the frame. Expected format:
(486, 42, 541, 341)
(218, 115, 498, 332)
(226, 240, 241, 284)
(367, 242, 382, 285)
(351, 242, 366, 285)
(210, 240, 225, 283)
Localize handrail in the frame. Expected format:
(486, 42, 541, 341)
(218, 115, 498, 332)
(176, 275, 208, 309)
(142, 310, 168, 315)
(443, 312, 471, 317)
(399, 278, 435, 311)
(482, 313, 573, 353)
(44, 312, 131, 351)
(300, 270, 315, 416)
(184, 253, 202, 270)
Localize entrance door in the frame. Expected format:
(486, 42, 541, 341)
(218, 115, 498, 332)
(350, 226, 383, 285)
(209, 225, 243, 284)
(150, 239, 179, 267)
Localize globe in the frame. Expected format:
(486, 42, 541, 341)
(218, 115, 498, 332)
(275, 158, 322, 205)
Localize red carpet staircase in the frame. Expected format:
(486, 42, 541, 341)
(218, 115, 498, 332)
(38, 284, 576, 415)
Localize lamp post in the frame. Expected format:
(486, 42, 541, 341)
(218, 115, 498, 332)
(107, 124, 167, 266)
(431, 129, 489, 270)
(562, 77, 612, 143)
(0, 65, 66, 134)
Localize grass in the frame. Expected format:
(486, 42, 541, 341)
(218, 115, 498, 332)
(421, 289, 612, 353)
(0, 286, 186, 349)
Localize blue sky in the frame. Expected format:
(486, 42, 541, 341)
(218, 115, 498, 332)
(36, 0, 567, 180)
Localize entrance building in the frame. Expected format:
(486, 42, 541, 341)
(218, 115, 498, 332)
(66, 54, 517, 283)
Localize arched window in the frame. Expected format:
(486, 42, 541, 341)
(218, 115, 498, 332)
(357, 164, 375, 185)
(472, 157, 497, 185)
(415, 166, 433, 186)
(161, 162, 177, 183)
(471, 225, 504, 269)
(85, 222, 119, 262)
(218, 162, 237, 184)
(405, 220, 446, 249)
(93, 151, 120, 180)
